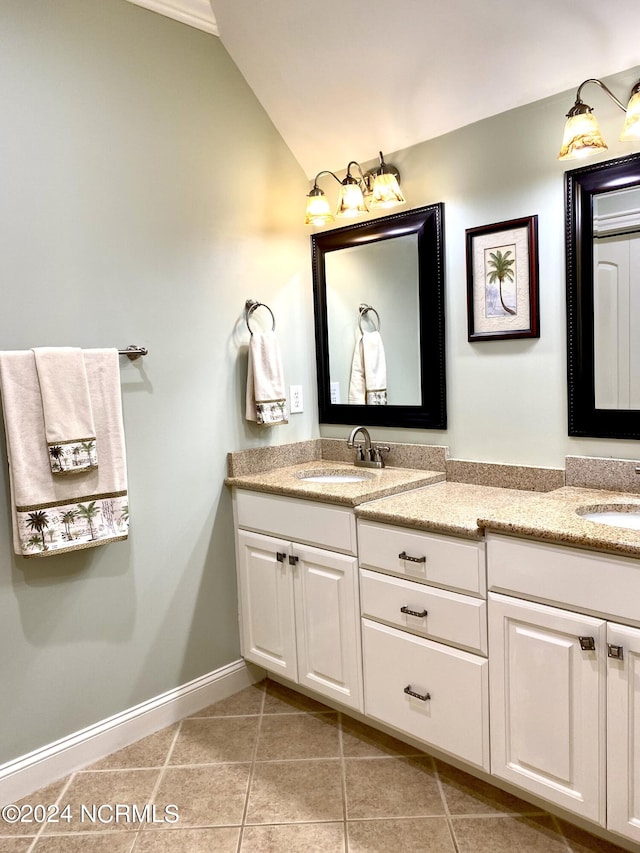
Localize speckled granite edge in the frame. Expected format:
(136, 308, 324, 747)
(320, 438, 449, 471)
(445, 459, 565, 492)
(565, 455, 640, 494)
(227, 440, 321, 477)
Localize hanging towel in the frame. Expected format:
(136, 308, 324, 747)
(0, 349, 129, 558)
(32, 347, 98, 474)
(348, 330, 388, 405)
(245, 330, 288, 426)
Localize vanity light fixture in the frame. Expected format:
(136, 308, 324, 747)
(558, 77, 640, 161)
(304, 151, 405, 226)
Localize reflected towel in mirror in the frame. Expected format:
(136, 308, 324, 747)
(348, 331, 388, 405)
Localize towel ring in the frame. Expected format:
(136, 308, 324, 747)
(245, 299, 276, 335)
(358, 303, 381, 333)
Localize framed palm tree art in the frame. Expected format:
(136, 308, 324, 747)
(465, 215, 539, 341)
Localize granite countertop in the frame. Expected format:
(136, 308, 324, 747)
(225, 460, 445, 507)
(358, 482, 640, 557)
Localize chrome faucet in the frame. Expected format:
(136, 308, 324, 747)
(347, 426, 389, 469)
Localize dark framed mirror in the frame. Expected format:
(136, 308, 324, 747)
(566, 152, 640, 439)
(311, 203, 446, 428)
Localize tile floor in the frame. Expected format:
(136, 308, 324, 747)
(0, 679, 632, 852)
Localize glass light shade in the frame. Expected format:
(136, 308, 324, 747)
(305, 190, 334, 226)
(370, 172, 406, 208)
(558, 111, 608, 161)
(336, 181, 367, 217)
(620, 91, 640, 141)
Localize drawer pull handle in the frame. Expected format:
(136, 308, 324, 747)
(288, 554, 299, 566)
(404, 685, 431, 702)
(579, 636, 596, 651)
(400, 606, 428, 618)
(276, 552, 287, 563)
(608, 643, 624, 660)
(398, 550, 426, 564)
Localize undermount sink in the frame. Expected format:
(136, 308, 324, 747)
(296, 469, 373, 484)
(577, 505, 640, 530)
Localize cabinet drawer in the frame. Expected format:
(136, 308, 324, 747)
(362, 619, 489, 770)
(235, 489, 357, 554)
(360, 569, 487, 654)
(358, 520, 485, 596)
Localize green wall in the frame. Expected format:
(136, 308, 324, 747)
(0, 0, 316, 764)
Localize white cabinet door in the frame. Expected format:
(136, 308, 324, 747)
(294, 543, 362, 711)
(489, 593, 606, 824)
(607, 621, 640, 843)
(236, 529, 297, 679)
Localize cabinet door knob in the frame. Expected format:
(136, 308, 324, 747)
(403, 684, 431, 702)
(400, 606, 428, 618)
(276, 552, 287, 563)
(398, 550, 426, 564)
(608, 643, 624, 660)
(578, 636, 596, 651)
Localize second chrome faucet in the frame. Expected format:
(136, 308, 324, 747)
(346, 426, 390, 469)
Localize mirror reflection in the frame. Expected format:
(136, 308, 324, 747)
(593, 187, 640, 409)
(325, 234, 420, 406)
(565, 152, 640, 439)
(312, 203, 446, 430)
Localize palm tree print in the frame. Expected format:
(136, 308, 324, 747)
(120, 504, 129, 524)
(26, 510, 50, 550)
(76, 501, 100, 539)
(80, 440, 96, 465)
(486, 249, 516, 315)
(49, 445, 65, 471)
(60, 510, 77, 541)
(27, 534, 44, 551)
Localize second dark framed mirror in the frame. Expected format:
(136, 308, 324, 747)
(311, 203, 446, 429)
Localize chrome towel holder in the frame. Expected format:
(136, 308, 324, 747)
(358, 303, 381, 333)
(118, 345, 148, 359)
(245, 299, 276, 335)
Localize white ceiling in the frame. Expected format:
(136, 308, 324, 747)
(129, 0, 640, 179)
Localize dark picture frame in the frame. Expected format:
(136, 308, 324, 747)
(466, 215, 539, 342)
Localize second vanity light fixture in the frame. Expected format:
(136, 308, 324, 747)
(558, 76, 640, 161)
(305, 151, 405, 226)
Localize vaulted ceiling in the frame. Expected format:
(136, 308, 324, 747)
(128, 0, 640, 178)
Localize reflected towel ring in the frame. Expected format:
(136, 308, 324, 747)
(245, 299, 276, 335)
(358, 303, 381, 333)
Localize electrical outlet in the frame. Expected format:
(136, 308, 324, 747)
(290, 385, 304, 413)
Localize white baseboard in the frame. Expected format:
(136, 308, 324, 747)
(0, 659, 265, 805)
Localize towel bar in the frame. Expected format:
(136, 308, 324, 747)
(118, 345, 148, 359)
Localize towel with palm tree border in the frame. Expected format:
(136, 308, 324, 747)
(17, 490, 128, 556)
(48, 437, 98, 474)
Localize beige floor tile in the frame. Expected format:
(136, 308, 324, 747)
(559, 820, 631, 852)
(436, 761, 543, 815)
(246, 760, 343, 824)
(241, 821, 345, 852)
(0, 840, 34, 852)
(451, 815, 571, 852)
(256, 712, 340, 761)
(41, 770, 159, 834)
(262, 680, 331, 715)
(133, 826, 240, 851)
(88, 726, 179, 771)
(188, 684, 265, 718)
(344, 756, 444, 820)
(0, 779, 70, 836)
(168, 717, 259, 765)
(347, 817, 456, 853)
(341, 716, 423, 758)
(151, 764, 250, 827)
(35, 832, 137, 851)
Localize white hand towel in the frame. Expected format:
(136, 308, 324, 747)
(245, 331, 288, 425)
(0, 349, 129, 557)
(32, 347, 97, 474)
(348, 331, 388, 405)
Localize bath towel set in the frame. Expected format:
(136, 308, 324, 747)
(348, 330, 388, 405)
(245, 330, 288, 426)
(0, 348, 129, 557)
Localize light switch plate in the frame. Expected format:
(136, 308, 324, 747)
(290, 385, 303, 413)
